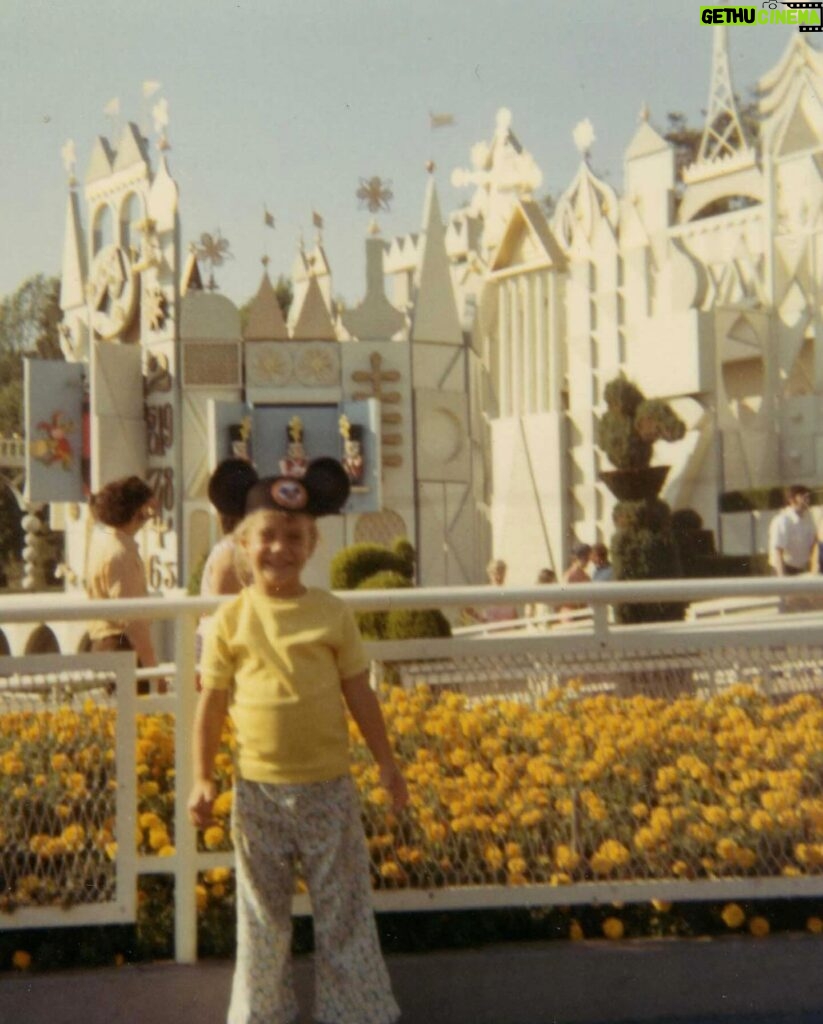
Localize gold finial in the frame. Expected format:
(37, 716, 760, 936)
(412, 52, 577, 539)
(288, 415, 303, 441)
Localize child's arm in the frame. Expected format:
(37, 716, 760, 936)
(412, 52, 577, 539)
(187, 688, 229, 828)
(342, 670, 408, 812)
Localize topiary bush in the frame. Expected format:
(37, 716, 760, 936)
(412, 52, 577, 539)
(354, 570, 412, 640)
(599, 376, 688, 624)
(330, 537, 451, 645)
(330, 538, 415, 590)
(598, 377, 686, 471)
(384, 607, 452, 641)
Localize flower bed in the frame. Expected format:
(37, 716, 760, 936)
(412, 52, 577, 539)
(4, 682, 823, 958)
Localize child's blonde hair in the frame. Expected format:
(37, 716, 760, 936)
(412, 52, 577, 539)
(233, 508, 319, 583)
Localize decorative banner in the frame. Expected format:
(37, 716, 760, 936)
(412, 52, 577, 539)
(25, 359, 85, 502)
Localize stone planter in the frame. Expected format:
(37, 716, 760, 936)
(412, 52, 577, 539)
(600, 465, 669, 502)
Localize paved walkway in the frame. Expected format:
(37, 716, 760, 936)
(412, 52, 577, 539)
(3, 934, 823, 1024)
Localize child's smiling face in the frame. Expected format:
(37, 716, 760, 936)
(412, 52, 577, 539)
(242, 510, 317, 597)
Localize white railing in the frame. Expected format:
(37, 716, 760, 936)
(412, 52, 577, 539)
(4, 577, 823, 963)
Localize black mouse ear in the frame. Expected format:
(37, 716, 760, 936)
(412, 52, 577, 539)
(208, 459, 259, 518)
(303, 458, 351, 516)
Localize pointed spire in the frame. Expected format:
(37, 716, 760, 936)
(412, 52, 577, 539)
(148, 153, 178, 232)
(85, 136, 115, 184)
(113, 122, 151, 172)
(244, 268, 288, 341)
(410, 177, 463, 346)
(290, 275, 337, 341)
(59, 189, 87, 310)
(695, 26, 750, 166)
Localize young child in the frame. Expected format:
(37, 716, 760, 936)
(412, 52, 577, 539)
(188, 458, 407, 1024)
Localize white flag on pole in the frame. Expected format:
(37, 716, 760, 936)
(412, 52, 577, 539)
(142, 80, 162, 98)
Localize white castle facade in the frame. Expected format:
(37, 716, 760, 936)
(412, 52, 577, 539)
(31, 28, 823, 602)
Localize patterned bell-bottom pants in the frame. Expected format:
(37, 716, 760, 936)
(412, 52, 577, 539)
(228, 775, 400, 1024)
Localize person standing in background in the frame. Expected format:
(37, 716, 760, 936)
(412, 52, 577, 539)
(590, 542, 614, 582)
(768, 485, 816, 576)
(85, 475, 163, 693)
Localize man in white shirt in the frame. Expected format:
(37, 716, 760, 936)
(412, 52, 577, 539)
(768, 485, 816, 576)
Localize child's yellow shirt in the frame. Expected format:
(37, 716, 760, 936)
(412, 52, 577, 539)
(200, 587, 369, 785)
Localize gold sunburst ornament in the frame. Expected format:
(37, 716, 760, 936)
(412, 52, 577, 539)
(356, 176, 393, 214)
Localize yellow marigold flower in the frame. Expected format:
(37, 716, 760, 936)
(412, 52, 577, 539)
(196, 884, 208, 912)
(806, 916, 823, 934)
(139, 812, 163, 831)
(602, 917, 625, 940)
(12, 950, 32, 971)
(569, 920, 584, 941)
(716, 838, 739, 862)
(423, 821, 447, 843)
(203, 826, 225, 850)
(651, 899, 672, 913)
(379, 861, 406, 883)
(550, 872, 572, 886)
(687, 822, 714, 845)
(205, 867, 232, 885)
(735, 846, 757, 870)
(139, 781, 160, 799)
(749, 916, 769, 938)
(555, 844, 581, 872)
(484, 845, 505, 870)
(750, 810, 774, 833)
(148, 828, 170, 852)
(367, 786, 390, 808)
(519, 809, 543, 828)
(671, 860, 692, 878)
(50, 753, 69, 772)
(213, 790, 234, 817)
(721, 903, 746, 929)
(631, 803, 649, 820)
(61, 824, 86, 851)
(157, 845, 176, 857)
(507, 857, 528, 876)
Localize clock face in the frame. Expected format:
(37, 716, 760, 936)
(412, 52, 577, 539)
(87, 244, 138, 340)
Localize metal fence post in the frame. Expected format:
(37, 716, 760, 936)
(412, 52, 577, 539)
(173, 607, 199, 963)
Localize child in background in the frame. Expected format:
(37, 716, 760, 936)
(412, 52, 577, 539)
(194, 458, 259, 691)
(188, 458, 407, 1024)
(200, 458, 260, 599)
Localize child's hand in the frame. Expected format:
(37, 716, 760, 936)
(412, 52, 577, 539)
(188, 779, 217, 829)
(379, 761, 409, 813)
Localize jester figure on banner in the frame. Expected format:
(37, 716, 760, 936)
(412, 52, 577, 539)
(279, 416, 308, 478)
(30, 411, 76, 470)
(339, 414, 365, 487)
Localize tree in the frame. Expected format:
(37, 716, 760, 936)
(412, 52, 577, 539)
(0, 275, 63, 436)
(0, 275, 64, 586)
(0, 274, 63, 357)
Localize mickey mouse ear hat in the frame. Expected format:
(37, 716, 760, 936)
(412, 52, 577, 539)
(207, 458, 260, 518)
(245, 457, 350, 518)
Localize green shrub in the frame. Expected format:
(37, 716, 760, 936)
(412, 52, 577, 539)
(384, 607, 452, 641)
(598, 378, 685, 471)
(354, 571, 412, 640)
(331, 539, 450, 644)
(330, 539, 414, 590)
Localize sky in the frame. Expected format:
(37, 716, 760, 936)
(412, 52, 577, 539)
(0, 0, 809, 309)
